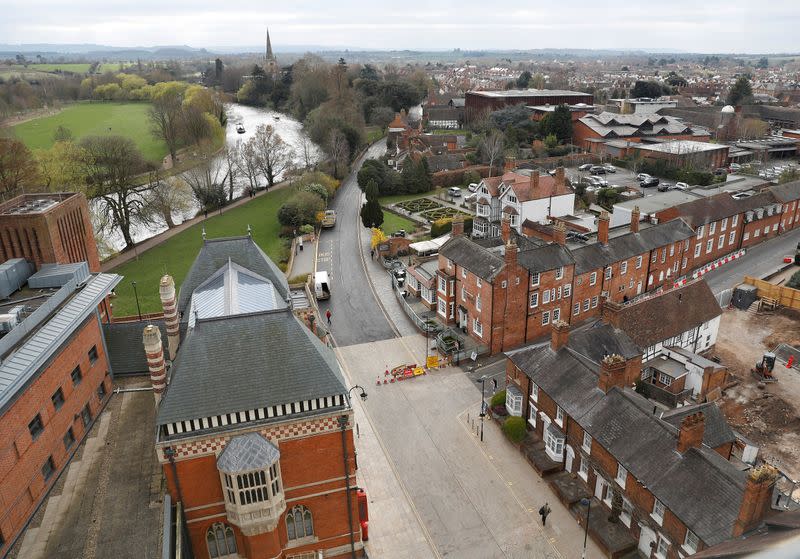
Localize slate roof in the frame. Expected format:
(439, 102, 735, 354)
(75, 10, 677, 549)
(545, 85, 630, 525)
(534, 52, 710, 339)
(577, 112, 702, 138)
(767, 179, 800, 203)
(566, 322, 641, 363)
(156, 309, 347, 426)
(661, 403, 736, 450)
(614, 280, 721, 349)
(217, 432, 280, 472)
(103, 320, 168, 375)
(439, 235, 505, 280)
(517, 243, 574, 274)
(667, 191, 778, 228)
(177, 236, 289, 320)
(582, 388, 747, 547)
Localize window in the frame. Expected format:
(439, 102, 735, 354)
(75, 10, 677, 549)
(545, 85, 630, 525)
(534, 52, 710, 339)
(721, 217, 728, 231)
(41, 456, 55, 482)
(63, 427, 75, 450)
(287, 506, 314, 541)
(743, 232, 750, 241)
(507, 194, 518, 204)
(582, 432, 592, 453)
(461, 268, 466, 279)
(29, 414, 44, 440)
(718, 235, 725, 249)
(658, 371, 673, 386)
(555, 406, 564, 427)
(476, 295, 482, 311)
(531, 272, 540, 286)
(773, 223, 779, 232)
(97, 381, 107, 401)
(71, 366, 82, 386)
(530, 292, 539, 308)
(473, 318, 483, 337)
(447, 258, 452, 269)
(764, 226, 770, 235)
(438, 277, 446, 293)
(616, 463, 628, 487)
(578, 456, 589, 480)
(583, 299, 590, 312)
(573, 303, 580, 316)
(656, 535, 670, 559)
(564, 284, 571, 297)
(709, 222, 716, 234)
(553, 308, 560, 322)
(705, 239, 713, 253)
(696, 225, 704, 239)
(754, 228, 760, 238)
(620, 261, 627, 275)
(629, 278, 634, 289)
(591, 296, 598, 308)
(545, 430, 565, 461)
(81, 404, 92, 428)
(682, 257, 688, 269)
(652, 499, 666, 524)
(88, 345, 98, 364)
(461, 287, 466, 302)
(501, 280, 507, 288)
(476, 277, 482, 288)
(604, 267, 612, 280)
(528, 402, 538, 427)
(505, 389, 522, 416)
(207, 523, 238, 558)
(661, 249, 666, 263)
(438, 299, 446, 315)
(732, 214, 739, 227)
(636, 255, 642, 269)
(541, 311, 550, 326)
(670, 244, 675, 257)
(542, 290, 551, 304)
(684, 530, 700, 554)
(52, 388, 65, 411)
(555, 266, 564, 280)
(729, 231, 736, 245)
(652, 252, 657, 263)
(694, 243, 701, 257)
(589, 272, 597, 286)
(621, 497, 634, 527)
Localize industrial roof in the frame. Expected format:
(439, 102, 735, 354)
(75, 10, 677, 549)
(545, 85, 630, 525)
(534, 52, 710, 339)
(0, 273, 121, 413)
(468, 88, 591, 98)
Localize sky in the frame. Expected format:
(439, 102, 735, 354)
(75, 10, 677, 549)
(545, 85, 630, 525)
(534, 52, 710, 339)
(1, 0, 799, 54)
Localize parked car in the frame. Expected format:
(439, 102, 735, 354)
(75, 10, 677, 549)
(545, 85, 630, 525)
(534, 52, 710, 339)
(603, 164, 617, 173)
(674, 182, 689, 191)
(657, 183, 673, 192)
(578, 163, 593, 171)
(394, 229, 406, 238)
(713, 168, 727, 177)
(590, 175, 608, 187)
(448, 187, 462, 197)
(636, 173, 652, 182)
(467, 183, 479, 192)
(729, 163, 742, 172)
(590, 165, 607, 175)
(547, 168, 557, 176)
(640, 176, 660, 188)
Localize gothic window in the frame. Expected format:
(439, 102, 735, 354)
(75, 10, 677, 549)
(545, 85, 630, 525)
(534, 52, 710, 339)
(286, 505, 314, 540)
(206, 523, 237, 558)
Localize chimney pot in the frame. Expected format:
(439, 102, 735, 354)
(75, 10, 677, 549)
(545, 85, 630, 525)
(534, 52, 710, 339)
(630, 206, 641, 234)
(505, 238, 518, 267)
(551, 320, 570, 351)
(451, 214, 465, 237)
(734, 465, 779, 536)
(602, 297, 624, 327)
(676, 412, 705, 453)
(143, 325, 167, 405)
(598, 353, 627, 393)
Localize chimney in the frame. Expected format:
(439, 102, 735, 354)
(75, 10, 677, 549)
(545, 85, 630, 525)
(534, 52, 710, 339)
(159, 275, 180, 360)
(553, 222, 566, 246)
(505, 237, 518, 268)
(531, 171, 540, 192)
(676, 412, 705, 453)
(143, 325, 167, 405)
(501, 216, 511, 243)
(602, 298, 624, 327)
(451, 214, 465, 237)
(555, 167, 565, 187)
(598, 353, 627, 393)
(504, 156, 516, 171)
(630, 206, 641, 234)
(551, 320, 570, 351)
(598, 211, 610, 245)
(734, 465, 779, 536)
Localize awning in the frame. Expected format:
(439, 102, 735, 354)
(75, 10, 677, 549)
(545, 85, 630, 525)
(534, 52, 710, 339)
(410, 234, 451, 254)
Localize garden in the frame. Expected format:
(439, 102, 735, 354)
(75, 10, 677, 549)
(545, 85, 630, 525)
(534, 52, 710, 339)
(419, 207, 471, 221)
(396, 198, 442, 213)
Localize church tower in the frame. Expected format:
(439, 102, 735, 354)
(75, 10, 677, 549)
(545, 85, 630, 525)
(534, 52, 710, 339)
(265, 29, 278, 78)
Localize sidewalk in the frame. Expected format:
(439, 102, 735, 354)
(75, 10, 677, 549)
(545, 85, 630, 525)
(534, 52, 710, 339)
(100, 182, 291, 272)
(286, 234, 317, 280)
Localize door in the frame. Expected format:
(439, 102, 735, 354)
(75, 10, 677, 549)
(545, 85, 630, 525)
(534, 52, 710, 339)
(594, 476, 606, 500)
(565, 445, 575, 473)
(637, 281, 643, 295)
(638, 525, 657, 556)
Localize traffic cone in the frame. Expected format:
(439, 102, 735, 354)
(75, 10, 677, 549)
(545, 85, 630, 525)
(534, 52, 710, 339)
(390, 377, 395, 383)
(383, 378, 388, 384)
(376, 377, 381, 386)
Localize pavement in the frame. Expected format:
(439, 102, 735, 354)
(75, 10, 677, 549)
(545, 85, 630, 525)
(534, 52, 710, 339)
(287, 234, 317, 279)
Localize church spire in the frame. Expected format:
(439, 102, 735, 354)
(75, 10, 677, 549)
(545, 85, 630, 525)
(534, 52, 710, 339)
(266, 29, 275, 61)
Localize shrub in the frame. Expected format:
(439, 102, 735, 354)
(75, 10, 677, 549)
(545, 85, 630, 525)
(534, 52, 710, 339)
(301, 182, 330, 203)
(502, 416, 527, 444)
(277, 191, 325, 228)
(430, 216, 473, 237)
(787, 271, 800, 290)
(490, 390, 506, 407)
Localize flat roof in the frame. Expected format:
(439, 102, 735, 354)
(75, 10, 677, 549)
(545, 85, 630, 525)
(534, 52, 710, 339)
(0, 193, 76, 216)
(635, 140, 728, 155)
(614, 191, 700, 214)
(468, 88, 591, 98)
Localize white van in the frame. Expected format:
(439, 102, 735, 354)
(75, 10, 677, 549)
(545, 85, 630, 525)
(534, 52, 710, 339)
(448, 187, 462, 198)
(314, 271, 331, 300)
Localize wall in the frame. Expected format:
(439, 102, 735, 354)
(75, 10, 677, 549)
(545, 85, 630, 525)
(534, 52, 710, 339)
(743, 276, 800, 310)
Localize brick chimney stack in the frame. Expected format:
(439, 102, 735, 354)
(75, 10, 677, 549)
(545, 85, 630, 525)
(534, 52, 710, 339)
(555, 167, 565, 188)
(451, 214, 465, 237)
(676, 412, 706, 453)
(531, 171, 540, 192)
(598, 354, 627, 393)
(734, 465, 779, 536)
(501, 216, 511, 243)
(598, 211, 610, 245)
(601, 298, 624, 327)
(630, 206, 641, 234)
(143, 325, 167, 405)
(553, 222, 566, 246)
(159, 275, 180, 360)
(505, 237, 518, 268)
(551, 320, 570, 351)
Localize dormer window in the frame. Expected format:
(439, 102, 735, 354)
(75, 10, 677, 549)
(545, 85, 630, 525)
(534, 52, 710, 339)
(508, 194, 518, 204)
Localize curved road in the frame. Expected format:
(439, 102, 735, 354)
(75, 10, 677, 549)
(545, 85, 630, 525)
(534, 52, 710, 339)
(317, 142, 398, 347)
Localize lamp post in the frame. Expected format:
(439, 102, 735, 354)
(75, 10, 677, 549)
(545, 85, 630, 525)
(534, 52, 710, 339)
(580, 497, 592, 559)
(341, 385, 367, 559)
(478, 375, 487, 442)
(131, 280, 142, 321)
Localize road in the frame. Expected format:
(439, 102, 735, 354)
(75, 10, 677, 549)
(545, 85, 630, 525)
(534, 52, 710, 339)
(316, 141, 399, 347)
(702, 227, 800, 294)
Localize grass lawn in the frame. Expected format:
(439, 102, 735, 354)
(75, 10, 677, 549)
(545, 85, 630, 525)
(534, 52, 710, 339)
(11, 102, 168, 162)
(380, 210, 418, 236)
(108, 186, 296, 316)
(365, 126, 385, 145)
(3, 62, 132, 73)
(378, 188, 445, 206)
(430, 129, 468, 135)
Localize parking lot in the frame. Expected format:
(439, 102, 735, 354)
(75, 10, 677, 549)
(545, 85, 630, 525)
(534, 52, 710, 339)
(565, 165, 645, 194)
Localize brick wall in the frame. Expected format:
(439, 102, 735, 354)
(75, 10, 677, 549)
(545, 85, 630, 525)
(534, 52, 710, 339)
(741, 213, 782, 248)
(646, 240, 690, 291)
(686, 216, 744, 269)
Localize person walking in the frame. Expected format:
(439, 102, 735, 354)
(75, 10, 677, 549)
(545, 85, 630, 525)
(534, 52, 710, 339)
(326, 309, 332, 325)
(370, 248, 375, 259)
(538, 503, 551, 527)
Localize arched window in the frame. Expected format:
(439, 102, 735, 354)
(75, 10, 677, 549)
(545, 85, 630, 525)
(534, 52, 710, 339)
(206, 523, 237, 558)
(286, 505, 314, 540)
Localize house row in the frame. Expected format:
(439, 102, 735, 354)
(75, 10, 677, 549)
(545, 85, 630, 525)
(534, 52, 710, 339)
(503, 318, 780, 558)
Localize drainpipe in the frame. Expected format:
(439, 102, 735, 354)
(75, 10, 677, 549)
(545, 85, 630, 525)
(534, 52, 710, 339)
(164, 446, 193, 557)
(339, 415, 356, 559)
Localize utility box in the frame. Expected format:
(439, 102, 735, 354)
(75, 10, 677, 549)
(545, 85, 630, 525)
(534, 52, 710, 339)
(732, 284, 758, 310)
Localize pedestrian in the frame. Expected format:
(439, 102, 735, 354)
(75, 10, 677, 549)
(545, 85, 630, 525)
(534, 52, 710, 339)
(538, 503, 551, 526)
(204, 208, 208, 219)
(326, 309, 332, 325)
(370, 248, 375, 259)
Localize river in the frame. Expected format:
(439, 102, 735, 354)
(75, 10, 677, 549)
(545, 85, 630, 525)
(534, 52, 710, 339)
(98, 104, 322, 256)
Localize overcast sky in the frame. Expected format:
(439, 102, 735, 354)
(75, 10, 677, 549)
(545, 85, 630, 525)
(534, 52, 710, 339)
(1, 0, 798, 54)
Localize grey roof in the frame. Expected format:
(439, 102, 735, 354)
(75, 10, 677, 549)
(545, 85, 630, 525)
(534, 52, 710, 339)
(767, 179, 800, 202)
(582, 388, 746, 546)
(567, 322, 641, 363)
(157, 309, 347, 426)
(217, 432, 280, 472)
(661, 403, 736, 450)
(517, 243, 574, 274)
(470, 88, 592, 98)
(0, 273, 121, 413)
(439, 236, 505, 280)
(177, 236, 289, 320)
(27, 262, 90, 289)
(103, 320, 168, 375)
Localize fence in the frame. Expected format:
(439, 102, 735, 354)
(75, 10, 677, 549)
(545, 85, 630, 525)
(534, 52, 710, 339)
(391, 272, 441, 334)
(742, 276, 800, 310)
(637, 382, 693, 408)
(716, 288, 733, 309)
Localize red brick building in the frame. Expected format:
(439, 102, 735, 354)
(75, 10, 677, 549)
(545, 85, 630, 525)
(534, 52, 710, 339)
(465, 89, 593, 123)
(573, 112, 710, 152)
(153, 236, 365, 559)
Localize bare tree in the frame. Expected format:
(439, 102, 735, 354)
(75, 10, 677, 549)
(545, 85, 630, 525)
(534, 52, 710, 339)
(148, 84, 184, 163)
(145, 177, 193, 229)
(237, 136, 261, 193)
(299, 135, 315, 170)
(328, 129, 349, 178)
(221, 141, 240, 201)
(181, 155, 226, 210)
(252, 124, 295, 187)
(481, 130, 505, 177)
(0, 138, 39, 199)
(78, 136, 156, 249)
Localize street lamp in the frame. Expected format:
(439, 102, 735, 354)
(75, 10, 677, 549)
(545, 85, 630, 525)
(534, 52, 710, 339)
(131, 281, 142, 321)
(476, 375, 496, 442)
(580, 497, 592, 559)
(341, 385, 367, 559)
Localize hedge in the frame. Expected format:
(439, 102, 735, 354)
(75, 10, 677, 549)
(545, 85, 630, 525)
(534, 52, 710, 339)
(432, 165, 491, 187)
(490, 390, 506, 407)
(431, 216, 474, 237)
(502, 416, 527, 444)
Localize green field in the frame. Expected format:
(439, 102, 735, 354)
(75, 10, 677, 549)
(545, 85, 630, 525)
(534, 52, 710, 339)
(1, 62, 132, 74)
(109, 186, 296, 316)
(381, 210, 418, 236)
(11, 102, 167, 162)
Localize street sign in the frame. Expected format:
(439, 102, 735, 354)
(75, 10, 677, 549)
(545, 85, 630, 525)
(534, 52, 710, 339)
(470, 351, 478, 361)
(426, 355, 439, 369)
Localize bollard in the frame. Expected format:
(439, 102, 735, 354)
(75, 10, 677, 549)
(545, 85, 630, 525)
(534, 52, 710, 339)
(467, 412, 470, 423)
(356, 423, 360, 439)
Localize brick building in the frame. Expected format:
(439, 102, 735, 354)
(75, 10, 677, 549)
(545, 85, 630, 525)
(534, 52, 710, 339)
(0, 265, 119, 556)
(573, 112, 710, 152)
(465, 89, 593, 123)
(0, 193, 100, 273)
(504, 321, 778, 558)
(770, 181, 800, 232)
(152, 236, 365, 559)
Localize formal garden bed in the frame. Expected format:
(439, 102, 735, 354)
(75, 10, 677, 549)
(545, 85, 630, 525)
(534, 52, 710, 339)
(396, 198, 442, 213)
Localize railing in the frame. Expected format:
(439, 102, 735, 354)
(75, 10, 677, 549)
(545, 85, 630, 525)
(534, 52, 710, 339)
(390, 271, 442, 334)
